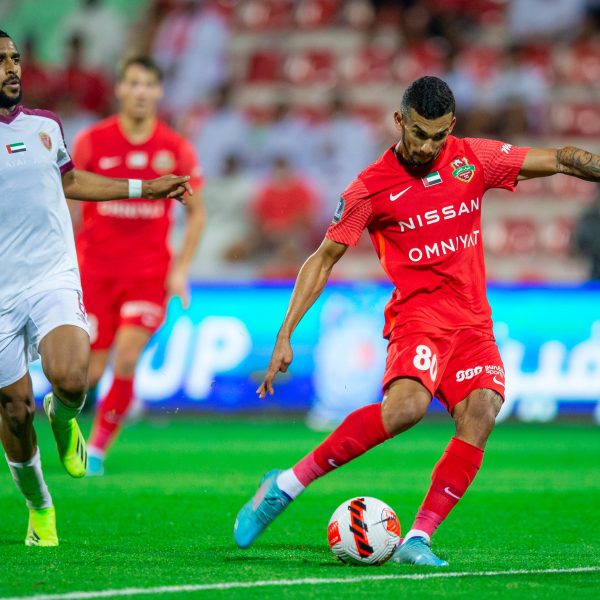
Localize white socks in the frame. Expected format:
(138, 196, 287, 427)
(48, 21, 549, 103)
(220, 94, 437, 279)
(276, 469, 305, 499)
(404, 529, 430, 543)
(49, 392, 84, 422)
(6, 449, 52, 510)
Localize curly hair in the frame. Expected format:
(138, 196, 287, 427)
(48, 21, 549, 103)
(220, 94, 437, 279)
(401, 76, 455, 120)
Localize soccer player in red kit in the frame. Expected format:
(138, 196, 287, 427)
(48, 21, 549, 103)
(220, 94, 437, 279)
(70, 57, 204, 475)
(234, 76, 600, 565)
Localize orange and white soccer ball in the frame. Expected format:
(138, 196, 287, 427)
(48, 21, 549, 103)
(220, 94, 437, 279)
(327, 497, 401, 565)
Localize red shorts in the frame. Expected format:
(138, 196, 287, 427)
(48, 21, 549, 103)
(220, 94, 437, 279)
(80, 271, 167, 350)
(383, 322, 505, 412)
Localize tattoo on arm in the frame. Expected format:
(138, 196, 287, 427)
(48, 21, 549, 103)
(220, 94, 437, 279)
(556, 146, 600, 181)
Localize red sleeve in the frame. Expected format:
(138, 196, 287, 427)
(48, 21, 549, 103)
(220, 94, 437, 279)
(177, 138, 203, 191)
(325, 177, 373, 246)
(71, 130, 94, 171)
(464, 138, 530, 191)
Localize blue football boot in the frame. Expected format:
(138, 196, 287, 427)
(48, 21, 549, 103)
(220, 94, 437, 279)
(234, 469, 292, 548)
(390, 536, 449, 566)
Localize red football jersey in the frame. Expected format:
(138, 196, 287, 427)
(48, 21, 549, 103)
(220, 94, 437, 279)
(326, 136, 529, 338)
(72, 116, 203, 279)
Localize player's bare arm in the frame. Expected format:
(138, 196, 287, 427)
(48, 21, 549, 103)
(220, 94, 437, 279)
(167, 189, 205, 308)
(518, 146, 600, 182)
(61, 169, 193, 202)
(258, 238, 347, 398)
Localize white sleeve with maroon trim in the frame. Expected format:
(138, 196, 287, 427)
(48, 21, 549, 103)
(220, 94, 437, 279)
(325, 178, 373, 246)
(464, 138, 530, 192)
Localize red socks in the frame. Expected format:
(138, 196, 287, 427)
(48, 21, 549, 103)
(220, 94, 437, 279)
(292, 404, 391, 486)
(412, 436, 484, 537)
(88, 377, 134, 454)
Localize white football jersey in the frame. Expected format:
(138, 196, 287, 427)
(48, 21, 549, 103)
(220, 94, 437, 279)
(0, 106, 81, 312)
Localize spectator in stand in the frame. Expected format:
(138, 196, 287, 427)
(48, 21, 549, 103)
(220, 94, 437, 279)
(190, 154, 256, 279)
(191, 84, 251, 181)
(257, 101, 316, 176)
(508, 0, 587, 41)
(226, 157, 320, 277)
(151, 0, 230, 113)
(573, 193, 600, 280)
(437, 49, 477, 135)
(20, 35, 53, 109)
(314, 95, 377, 227)
(55, 34, 111, 117)
(58, 0, 127, 72)
(474, 44, 549, 136)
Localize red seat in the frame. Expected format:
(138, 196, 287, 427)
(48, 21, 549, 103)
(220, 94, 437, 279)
(339, 47, 394, 84)
(284, 50, 336, 85)
(538, 218, 573, 254)
(294, 0, 341, 28)
(504, 219, 538, 254)
(245, 49, 284, 82)
(550, 102, 600, 136)
(237, 0, 293, 30)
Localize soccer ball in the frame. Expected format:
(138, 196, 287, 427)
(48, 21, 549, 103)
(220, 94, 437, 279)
(327, 497, 401, 565)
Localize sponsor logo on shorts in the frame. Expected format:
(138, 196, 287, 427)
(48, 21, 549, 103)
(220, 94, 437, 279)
(456, 364, 504, 382)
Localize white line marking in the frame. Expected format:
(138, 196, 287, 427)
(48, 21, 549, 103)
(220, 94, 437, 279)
(3, 566, 599, 600)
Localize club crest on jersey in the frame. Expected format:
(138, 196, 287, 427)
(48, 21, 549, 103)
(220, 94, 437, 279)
(332, 197, 345, 224)
(38, 132, 52, 151)
(452, 157, 475, 183)
(422, 171, 442, 187)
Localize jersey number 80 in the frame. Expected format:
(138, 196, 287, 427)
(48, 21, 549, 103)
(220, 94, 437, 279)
(413, 344, 438, 380)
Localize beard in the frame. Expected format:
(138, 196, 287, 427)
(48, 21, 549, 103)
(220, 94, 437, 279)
(0, 78, 22, 109)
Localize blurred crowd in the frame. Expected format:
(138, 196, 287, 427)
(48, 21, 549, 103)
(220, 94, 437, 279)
(12, 0, 600, 281)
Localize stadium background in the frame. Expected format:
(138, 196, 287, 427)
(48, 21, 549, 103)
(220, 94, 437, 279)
(5, 0, 600, 424)
(3, 2, 600, 598)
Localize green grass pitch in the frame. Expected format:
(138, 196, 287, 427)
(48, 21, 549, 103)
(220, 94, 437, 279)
(1, 417, 599, 599)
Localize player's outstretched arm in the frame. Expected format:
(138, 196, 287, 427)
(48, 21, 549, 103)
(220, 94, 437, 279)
(257, 238, 348, 398)
(518, 146, 600, 182)
(61, 169, 193, 202)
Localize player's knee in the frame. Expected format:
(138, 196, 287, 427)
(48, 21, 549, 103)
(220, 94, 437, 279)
(454, 389, 502, 445)
(50, 367, 88, 400)
(0, 393, 35, 434)
(381, 392, 429, 436)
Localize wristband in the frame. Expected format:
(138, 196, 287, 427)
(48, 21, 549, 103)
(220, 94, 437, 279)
(128, 179, 143, 198)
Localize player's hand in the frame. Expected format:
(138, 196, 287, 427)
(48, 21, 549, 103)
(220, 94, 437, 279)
(167, 264, 190, 309)
(143, 175, 193, 203)
(257, 336, 293, 398)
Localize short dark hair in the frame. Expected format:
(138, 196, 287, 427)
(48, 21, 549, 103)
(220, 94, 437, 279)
(0, 30, 11, 39)
(117, 56, 163, 82)
(401, 76, 455, 120)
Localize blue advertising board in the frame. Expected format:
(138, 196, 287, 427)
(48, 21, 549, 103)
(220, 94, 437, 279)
(30, 283, 600, 423)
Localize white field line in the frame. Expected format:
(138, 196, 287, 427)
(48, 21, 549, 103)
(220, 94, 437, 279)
(4, 566, 600, 600)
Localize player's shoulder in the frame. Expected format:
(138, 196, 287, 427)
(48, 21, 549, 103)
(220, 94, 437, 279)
(19, 106, 64, 130)
(153, 119, 188, 145)
(84, 115, 119, 137)
(349, 146, 409, 199)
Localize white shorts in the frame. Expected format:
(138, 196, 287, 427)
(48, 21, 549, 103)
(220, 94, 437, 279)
(0, 288, 90, 388)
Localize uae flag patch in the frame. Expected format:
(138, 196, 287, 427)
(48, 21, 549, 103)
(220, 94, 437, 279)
(422, 170, 442, 187)
(6, 141, 26, 154)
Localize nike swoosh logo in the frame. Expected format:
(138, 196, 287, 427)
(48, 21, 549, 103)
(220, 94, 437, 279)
(389, 186, 412, 201)
(492, 376, 505, 387)
(444, 486, 461, 500)
(328, 459, 339, 468)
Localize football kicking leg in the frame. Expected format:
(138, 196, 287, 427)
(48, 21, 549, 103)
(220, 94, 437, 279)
(1, 374, 57, 546)
(392, 388, 502, 566)
(234, 378, 430, 548)
(87, 326, 151, 474)
(40, 325, 90, 478)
